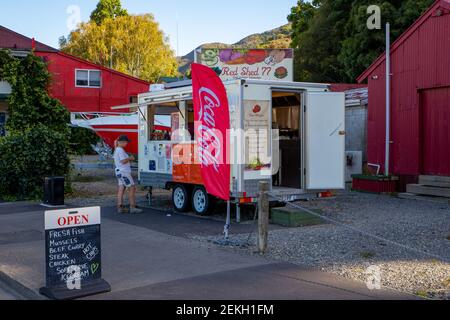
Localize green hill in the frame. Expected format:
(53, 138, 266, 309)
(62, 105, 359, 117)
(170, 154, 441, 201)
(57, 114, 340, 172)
(234, 24, 292, 49)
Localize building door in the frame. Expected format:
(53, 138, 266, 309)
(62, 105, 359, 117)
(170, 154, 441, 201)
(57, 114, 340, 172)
(421, 87, 450, 176)
(271, 91, 302, 189)
(305, 92, 346, 190)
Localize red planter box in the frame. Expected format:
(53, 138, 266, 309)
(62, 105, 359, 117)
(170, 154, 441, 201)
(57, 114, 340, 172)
(352, 175, 398, 194)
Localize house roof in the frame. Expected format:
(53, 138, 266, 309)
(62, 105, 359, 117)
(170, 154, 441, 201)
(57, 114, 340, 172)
(357, 0, 450, 83)
(0, 25, 58, 52)
(0, 25, 150, 85)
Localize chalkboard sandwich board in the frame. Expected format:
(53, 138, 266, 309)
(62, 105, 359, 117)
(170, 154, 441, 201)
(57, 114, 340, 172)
(40, 207, 111, 300)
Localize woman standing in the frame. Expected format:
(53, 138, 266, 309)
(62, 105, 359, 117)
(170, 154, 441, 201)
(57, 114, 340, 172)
(114, 135, 143, 214)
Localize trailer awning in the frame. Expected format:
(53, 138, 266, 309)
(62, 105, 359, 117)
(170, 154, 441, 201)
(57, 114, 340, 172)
(141, 92, 193, 105)
(110, 103, 138, 111)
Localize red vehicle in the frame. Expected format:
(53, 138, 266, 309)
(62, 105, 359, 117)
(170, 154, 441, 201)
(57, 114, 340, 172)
(71, 112, 170, 155)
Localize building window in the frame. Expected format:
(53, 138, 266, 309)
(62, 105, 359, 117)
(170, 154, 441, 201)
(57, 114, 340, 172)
(76, 70, 101, 88)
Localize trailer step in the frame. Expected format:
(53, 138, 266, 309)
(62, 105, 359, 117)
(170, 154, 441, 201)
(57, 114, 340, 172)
(270, 188, 312, 203)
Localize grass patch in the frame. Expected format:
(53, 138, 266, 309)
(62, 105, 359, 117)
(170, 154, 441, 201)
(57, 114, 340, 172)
(414, 290, 429, 299)
(360, 251, 376, 259)
(72, 175, 105, 183)
(443, 278, 450, 288)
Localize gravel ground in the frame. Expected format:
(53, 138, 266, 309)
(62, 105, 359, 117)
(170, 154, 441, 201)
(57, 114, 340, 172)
(65, 160, 449, 299)
(192, 192, 450, 300)
(66, 167, 172, 209)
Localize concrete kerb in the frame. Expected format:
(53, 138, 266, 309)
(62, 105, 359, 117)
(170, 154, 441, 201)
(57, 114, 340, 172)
(0, 201, 39, 207)
(0, 269, 45, 300)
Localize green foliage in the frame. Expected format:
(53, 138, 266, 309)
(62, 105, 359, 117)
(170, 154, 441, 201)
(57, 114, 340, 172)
(0, 125, 70, 200)
(288, 0, 435, 83)
(4, 53, 69, 134)
(338, 0, 434, 82)
(0, 50, 15, 80)
(90, 0, 128, 25)
(69, 127, 100, 156)
(288, 0, 319, 49)
(61, 14, 178, 82)
(0, 50, 71, 200)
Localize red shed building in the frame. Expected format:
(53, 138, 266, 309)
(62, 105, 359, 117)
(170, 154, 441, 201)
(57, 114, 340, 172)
(0, 25, 149, 114)
(34, 51, 149, 113)
(358, 0, 450, 193)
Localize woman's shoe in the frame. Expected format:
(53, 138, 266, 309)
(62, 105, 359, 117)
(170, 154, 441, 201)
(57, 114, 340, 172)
(118, 206, 130, 214)
(130, 207, 143, 214)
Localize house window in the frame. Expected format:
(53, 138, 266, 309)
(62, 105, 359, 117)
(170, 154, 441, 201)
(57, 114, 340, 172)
(76, 70, 101, 88)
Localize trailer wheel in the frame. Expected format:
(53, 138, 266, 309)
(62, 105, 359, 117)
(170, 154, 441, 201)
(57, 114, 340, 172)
(192, 186, 213, 216)
(172, 185, 190, 212)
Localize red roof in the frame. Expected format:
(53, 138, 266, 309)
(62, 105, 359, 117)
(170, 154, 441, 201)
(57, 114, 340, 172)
(357, 0, 450, 83)
(0, 24, 150, 86)
(0, 25, 57, 52)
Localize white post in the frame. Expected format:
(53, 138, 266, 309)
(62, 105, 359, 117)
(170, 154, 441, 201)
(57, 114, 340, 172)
(236, 204, 241, 224)
(385, 23, 391, 177)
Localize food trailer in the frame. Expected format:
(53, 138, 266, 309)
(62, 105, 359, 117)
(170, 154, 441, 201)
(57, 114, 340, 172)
(137, 79, 345, 215)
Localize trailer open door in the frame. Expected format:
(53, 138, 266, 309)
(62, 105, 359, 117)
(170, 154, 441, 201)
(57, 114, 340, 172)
(305, 92, 345, 190)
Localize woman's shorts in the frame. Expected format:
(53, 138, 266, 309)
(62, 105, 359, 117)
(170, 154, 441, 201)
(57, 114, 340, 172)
(118, 173, 135, 188)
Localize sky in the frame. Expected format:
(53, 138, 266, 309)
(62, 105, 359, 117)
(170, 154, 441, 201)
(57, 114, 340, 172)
(0, 0, 297, 56)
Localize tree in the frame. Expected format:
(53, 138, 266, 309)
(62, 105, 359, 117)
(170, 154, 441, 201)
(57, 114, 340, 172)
(61, 14, 178, 82)
(288, 0, 353, 82)
(288, 0, 435, 83)
(91, 0, 128, 25)
(287, 0, 318, 73)
(5, 53, 69, 133)
(338, 0, 434, 82)
(288, 0, 320, 49)
(0, 50, 70, 200)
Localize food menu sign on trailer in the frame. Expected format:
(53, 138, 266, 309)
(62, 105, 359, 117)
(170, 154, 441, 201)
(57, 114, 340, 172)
(196, 48, 294, 81)
(40, 207, 110, 300)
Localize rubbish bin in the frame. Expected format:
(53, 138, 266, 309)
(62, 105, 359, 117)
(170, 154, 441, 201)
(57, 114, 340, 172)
(43, 177, 65, 206)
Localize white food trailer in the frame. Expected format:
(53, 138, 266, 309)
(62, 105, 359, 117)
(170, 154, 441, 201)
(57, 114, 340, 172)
(137, 79, 345, 215)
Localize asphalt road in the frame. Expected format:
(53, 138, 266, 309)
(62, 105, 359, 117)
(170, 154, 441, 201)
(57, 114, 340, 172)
(0, 202, 412, 300)
(0, 284, 21, 300)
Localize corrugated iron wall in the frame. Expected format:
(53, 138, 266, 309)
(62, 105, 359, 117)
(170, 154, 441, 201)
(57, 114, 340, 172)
(366, 11, 450, 182)
(35, 52, 149, 113)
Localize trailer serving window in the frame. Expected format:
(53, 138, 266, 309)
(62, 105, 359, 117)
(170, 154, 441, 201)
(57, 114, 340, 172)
(145, 99, 196, 142)
(147, 102, 178, 141)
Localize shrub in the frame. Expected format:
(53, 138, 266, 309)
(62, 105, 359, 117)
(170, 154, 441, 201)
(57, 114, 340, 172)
(69, 126, 100, 155)
(0, 51, 71, 200)
(0, 125, 70, 200)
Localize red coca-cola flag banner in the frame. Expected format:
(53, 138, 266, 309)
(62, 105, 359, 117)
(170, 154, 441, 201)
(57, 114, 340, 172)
(192, 63, 231, 201)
